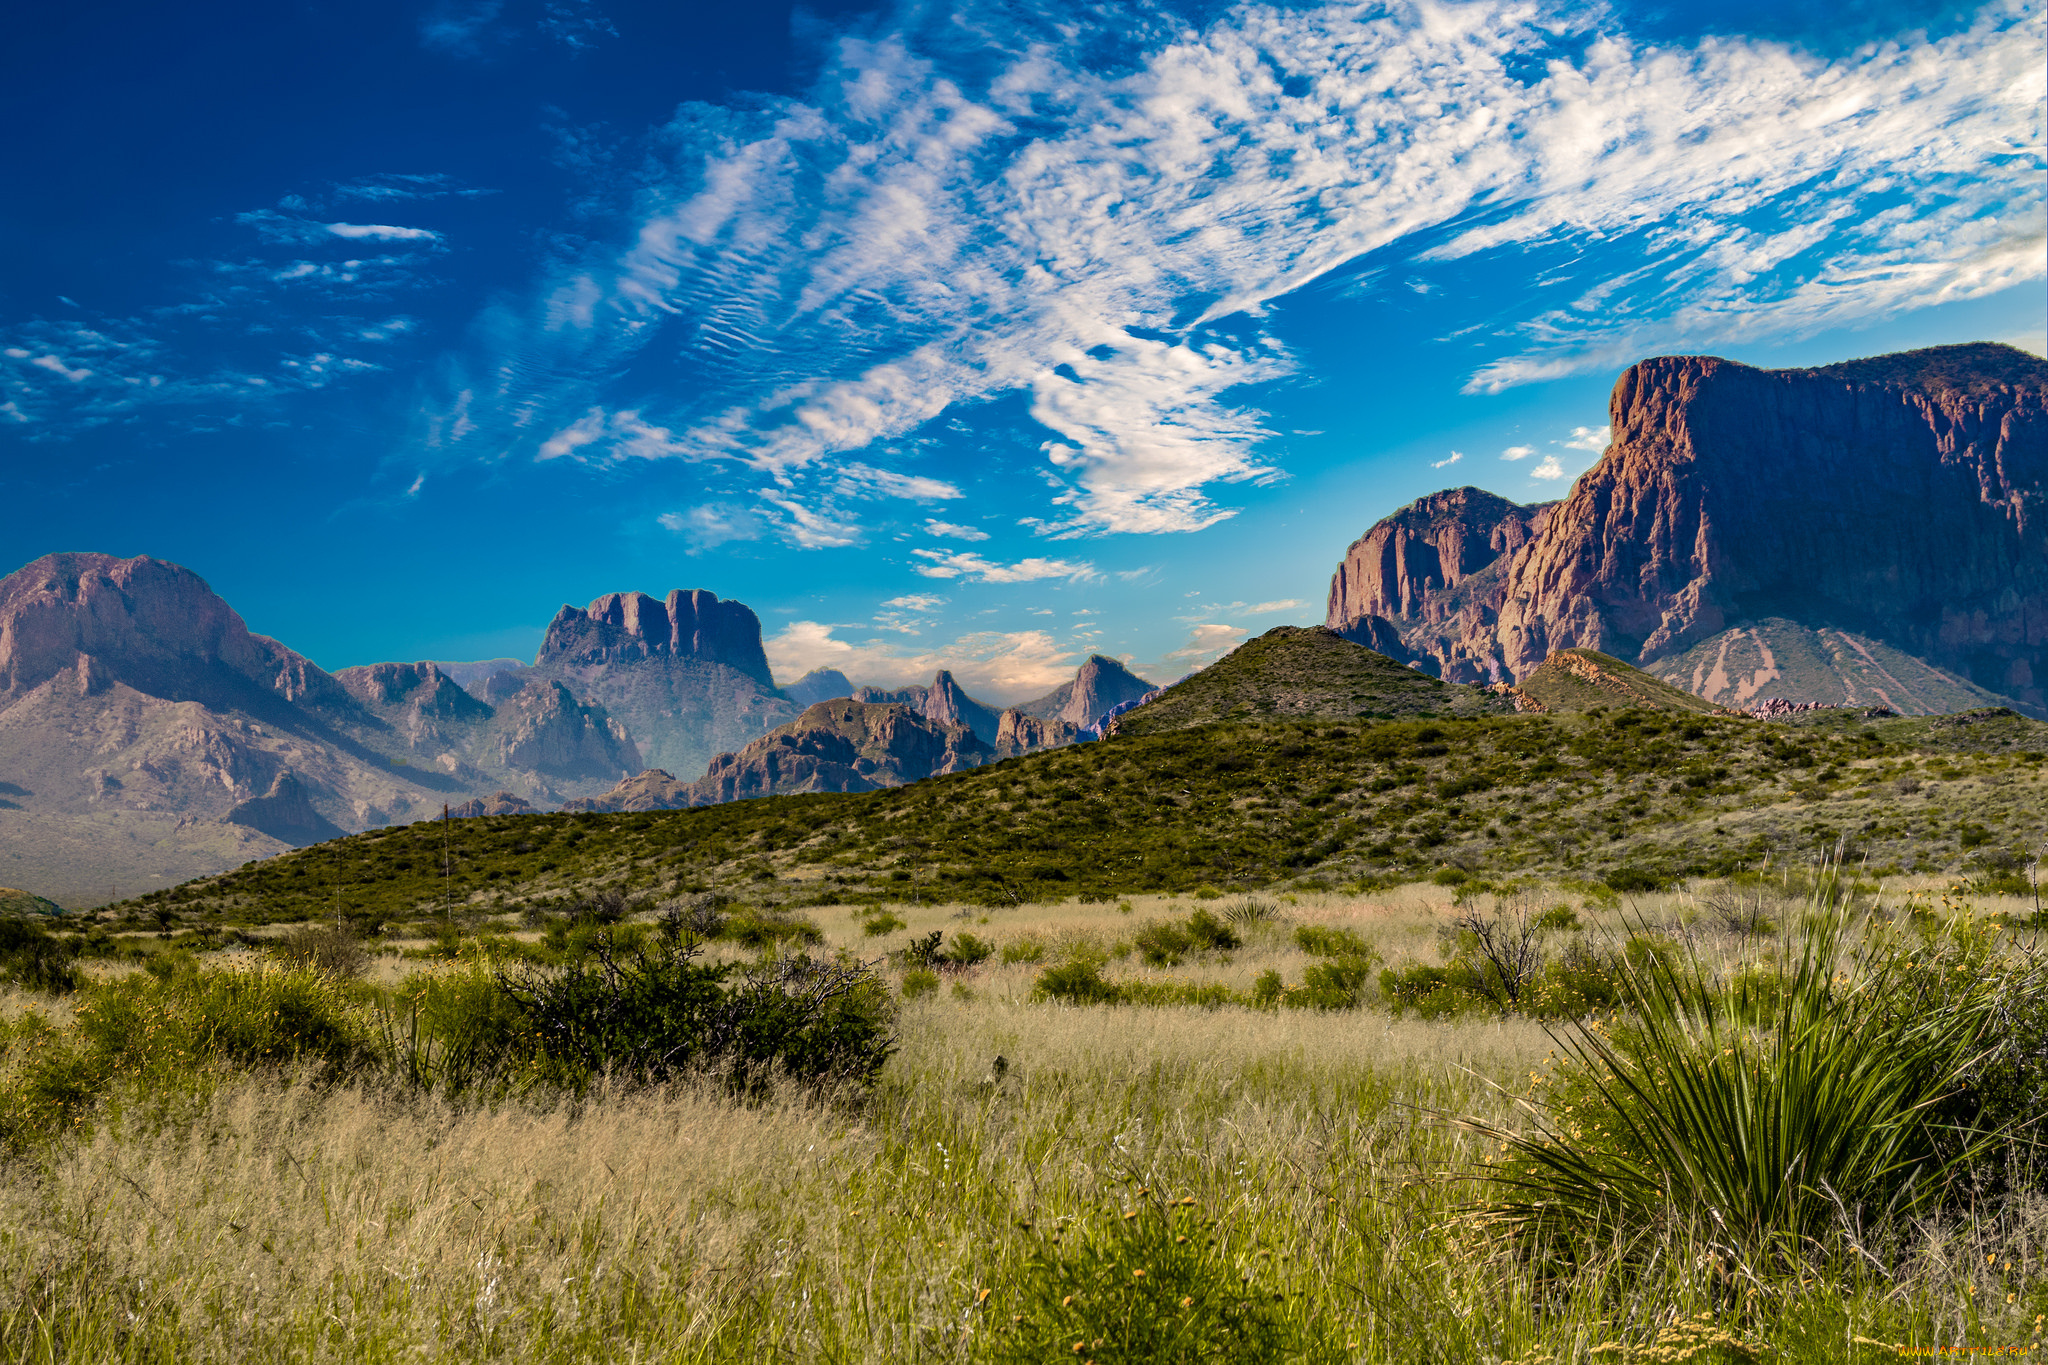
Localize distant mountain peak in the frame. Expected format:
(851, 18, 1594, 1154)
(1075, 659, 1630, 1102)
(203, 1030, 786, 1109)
(537, 587, 773, 686)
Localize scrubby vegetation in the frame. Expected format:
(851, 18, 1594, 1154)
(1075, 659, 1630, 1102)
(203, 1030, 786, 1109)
(2, 869, 2046, 1359)
(82, 705, 2048, 939)
(4, 687, 2045, 1360)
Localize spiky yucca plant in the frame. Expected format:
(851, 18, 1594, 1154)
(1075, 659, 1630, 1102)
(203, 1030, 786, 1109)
(1467, 903, 2002, 1267)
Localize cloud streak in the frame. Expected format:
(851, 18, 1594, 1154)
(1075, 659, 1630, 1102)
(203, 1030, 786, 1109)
(435, 0, 2041, 541)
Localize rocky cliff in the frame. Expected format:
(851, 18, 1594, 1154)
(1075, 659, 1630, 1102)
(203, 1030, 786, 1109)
(1016, 655, 1157, 728)
(994, 710, 1082, 758)
(1326, 343, 2047, 713)
(686, 701, 991, 804)
(519, 587, 799, 779)
(853, 672, 1003, 744)
(559, 768, 695, 814)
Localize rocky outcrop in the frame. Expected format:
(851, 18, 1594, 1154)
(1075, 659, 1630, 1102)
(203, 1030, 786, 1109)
(226, 771, 349, 844)
(448, 791, 539, 818)
(853, 672, 1003, 744)
(686, 701, 990, 804)
(558, 768, 694, 814)
(518, 587, 799, 780)
(537, 589, 773, 685)
(784, 668, 855, 707)
(994, 710, 1082, 758)
(486, 680, 639, 781)
(1017, 655, 1158, 728)
(0, 553, 358, 720)
(1325, 344, 2048, 713)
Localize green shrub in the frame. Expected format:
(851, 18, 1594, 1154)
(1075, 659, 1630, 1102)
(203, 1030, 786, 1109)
(1536, 905, 1581, 932)
(1001, 937, 1047, 965)
(499, 922, 893, 1094)
(1378, 963, 1490, 1019)
(1035, 960, 1123, 1005)
(1430, 867, 1471, 887)
(946, 931, 994, 966)
(1184, 909, 1241, 953)
(1133, 920, 1195, 967)
(272, 923, 369, 979)
(1294, 924, 1372, 958)
(1287, 955, 1377, 1010)
(1251, 970, 1284, 1008)
(989, 1197, 1302, 1364)
(1603, 867, 1665, 893)
(723, 909, 825, 949)
(0, 916, 80, 994)
(899, 968, 939, 1000)
(381, 962, 530, 1094)
(863, 911, 907, 937)
(1467, 908, 2003, 1266)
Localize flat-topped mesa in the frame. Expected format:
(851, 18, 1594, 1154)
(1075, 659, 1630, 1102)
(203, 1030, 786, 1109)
(537, 589, 773, 686)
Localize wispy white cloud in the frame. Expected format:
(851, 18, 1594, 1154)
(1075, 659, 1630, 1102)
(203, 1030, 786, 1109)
(1165, 623, 1247, 664)
(1562, 425, 1611, 453)
(657, 502, 766, 550)
(1530, 455, 1566, 481)
(910, 549, 1097, 583)
(1501, 445, 1536, 461)
(882, 593, 946, 611)
(922, 519, 988, 541)
(431, 0, 2041, 539)
(237, 210, 445, 247)
(1432, 451, 1464, 469)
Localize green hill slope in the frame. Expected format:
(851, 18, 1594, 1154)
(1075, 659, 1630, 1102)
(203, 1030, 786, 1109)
(99, 700, 2048, 931)
(1115, 626, 1510, 736)
(1514, 649, 1733, 716)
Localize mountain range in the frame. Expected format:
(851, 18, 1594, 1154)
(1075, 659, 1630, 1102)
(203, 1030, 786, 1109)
(1326, 342, 2046, 717)
(4, 340, 2041, 904)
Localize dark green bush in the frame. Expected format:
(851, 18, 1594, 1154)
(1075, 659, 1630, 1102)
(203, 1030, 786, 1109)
(946, 931, 995, 966)
(1294, 924, 1371, 958)
(1133, 920, 1195, 967)
(1036, 960, 1124, 1005)
(1379, 963, 1490, 1019)
(989, 1197, 1304, 1365)
(722, 909, 824, 949)
(1184, 909, 1241, 952)
(1536, 905, 1581, 932)
(499, 922, 893, 1094)
(863, 911, 907, 936)
(0, 916, 80, 993)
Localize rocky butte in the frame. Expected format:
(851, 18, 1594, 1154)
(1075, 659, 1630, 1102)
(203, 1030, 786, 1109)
(497, 589, 802, 780)
(1326, 343, 2047, 715)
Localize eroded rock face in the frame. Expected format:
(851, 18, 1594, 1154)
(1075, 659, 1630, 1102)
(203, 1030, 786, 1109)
(686, 701, 990, 804)
(1018, 655, 1157, 729)
(0, 552, 356, 716)
(487, 680, 640, 781)
(537, 588, 773, 685)
(994, 709, 1082, 758)
(557, 768, 694, 814)
(521, 587, 798, 780)
(1325, 344, 2048, 710)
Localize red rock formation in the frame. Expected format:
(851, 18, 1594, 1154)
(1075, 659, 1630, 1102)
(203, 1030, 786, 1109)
(1326, 343, 2047, 711)
(0, 552, 356, 715)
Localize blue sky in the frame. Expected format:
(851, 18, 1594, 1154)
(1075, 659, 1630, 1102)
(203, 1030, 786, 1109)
(2, 0, 2041, 702)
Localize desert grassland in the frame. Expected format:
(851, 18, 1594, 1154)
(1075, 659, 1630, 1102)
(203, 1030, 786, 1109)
(2, 883, 2045, 1362)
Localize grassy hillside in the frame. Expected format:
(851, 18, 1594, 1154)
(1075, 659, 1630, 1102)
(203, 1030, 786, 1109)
(1115, 626, 1508, 735)
(1514, 648, 1733, 716)
(102, 700, 2048, 933)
